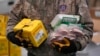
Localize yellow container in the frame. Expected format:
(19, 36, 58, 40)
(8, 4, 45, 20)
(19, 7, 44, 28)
(9, 42, 21, 51)
(14, 19, 48, 47)
(0, 54, 9, 56)
(0, 15, 8, 36)
(9, 42, 21, 56)
(9, 50, 21, 56)
(13, 18, 31, 32)
(0, 36, 8, 55)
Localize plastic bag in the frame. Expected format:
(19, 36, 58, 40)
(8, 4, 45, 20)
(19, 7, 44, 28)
(48, 24, 84, 44)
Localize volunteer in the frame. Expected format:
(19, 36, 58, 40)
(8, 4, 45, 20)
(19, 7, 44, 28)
(6, 0, 93, 56)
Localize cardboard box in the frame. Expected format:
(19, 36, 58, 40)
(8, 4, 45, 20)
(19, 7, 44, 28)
(90, 7, 100, 19)
(92, 19, 100, 31)
(0, 15, 8, 36)
(92, 32, 100, 44)
(0, 36, 9, 55)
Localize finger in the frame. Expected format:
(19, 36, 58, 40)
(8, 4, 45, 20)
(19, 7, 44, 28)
(59, 47, 62, 51)
(53, 42, 65, 48)
(51, 43, 56, 47)
(15, 35, 24, 41)
(63, 37, 70, 46)
(25, 38, 30, 42)
(28, 43, 32, 47)
(53, 42, 65, 52)
(28, 43, 33, 48)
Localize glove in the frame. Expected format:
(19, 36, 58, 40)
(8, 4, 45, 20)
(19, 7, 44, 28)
(51, 37, 78, 53)
(7, 31, 33, 48)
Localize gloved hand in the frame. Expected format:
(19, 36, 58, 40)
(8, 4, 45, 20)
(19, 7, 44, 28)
(51, 37, 78, 53)
(7, 31, 33, 48)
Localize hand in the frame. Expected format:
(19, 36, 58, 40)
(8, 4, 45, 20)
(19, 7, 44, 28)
(7, 31, 33, 48)
(51, 37, 77, 53)
(14, 30, 24, 41)
(15, 30, 33, 48)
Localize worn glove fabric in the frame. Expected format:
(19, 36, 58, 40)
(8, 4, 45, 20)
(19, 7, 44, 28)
(52, 37, 80, 54)
(7, 31, 22, 46)
(7, 31, 32, 48)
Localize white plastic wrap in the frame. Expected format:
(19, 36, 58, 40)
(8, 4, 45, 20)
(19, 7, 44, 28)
(48, 24, 84, 44)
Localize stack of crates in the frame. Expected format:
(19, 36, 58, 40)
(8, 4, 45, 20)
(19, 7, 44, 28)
(0, 15, 8, 36)
(9, 42, 21, 56)
(0, 15, 9, 56)
(0, 15, 21, 56)
(0, 36, 9, 56)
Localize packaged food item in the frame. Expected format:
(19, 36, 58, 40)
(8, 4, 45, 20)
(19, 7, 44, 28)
(49, 14, 84, 45)
(50, 14, 80, 29)
(49, 24, 84, 42)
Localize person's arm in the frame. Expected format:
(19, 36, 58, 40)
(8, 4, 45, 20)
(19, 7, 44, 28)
(6, 0, 30, 47)
(77, 0, 93, 50)
(51, 0, 93, 53)
(7, 0, 23, 34)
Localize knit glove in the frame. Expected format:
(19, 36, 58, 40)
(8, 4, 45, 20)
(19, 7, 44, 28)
(51, 37, 80, 54)
(7, 31, 33, 48)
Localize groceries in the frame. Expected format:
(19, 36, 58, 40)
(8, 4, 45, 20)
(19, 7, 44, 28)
(50, 14, 80, 29)
(49, 14, 84, 46)
(50, 24, 84, 40)
(14, 18, 48, 47)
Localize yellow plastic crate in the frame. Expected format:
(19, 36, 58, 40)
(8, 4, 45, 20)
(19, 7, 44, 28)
(0, 36, 8, 55)
(9, 50, 21, 56)
(0, 54, 9, 56)
(0, 15, 8, 36)
(14, 19, 48, 47)
(13, 18, 31, 32)
(9, 42, 21, 51)
(9, 42, 21, 56)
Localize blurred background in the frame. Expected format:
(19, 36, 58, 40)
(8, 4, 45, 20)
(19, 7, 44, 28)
(0, 0, 100, 56)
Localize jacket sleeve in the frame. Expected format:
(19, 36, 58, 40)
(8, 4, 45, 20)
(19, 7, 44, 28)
(77, 0, 93, 50)
(7, 0, 24, 34)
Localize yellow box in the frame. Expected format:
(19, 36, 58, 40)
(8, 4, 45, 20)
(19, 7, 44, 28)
(13, 19, 31, 32)
(9, 42, 21, 51)
(0, 36, 8, 55)
(0, 54, 9, 56)
(9, 42, 21, 56)
(9, 50, 21, 56)
(0, 15, 8, 36)
(14, 19, 48, 47)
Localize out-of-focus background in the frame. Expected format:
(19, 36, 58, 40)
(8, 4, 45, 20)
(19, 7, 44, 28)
(0, 0, 100, 56)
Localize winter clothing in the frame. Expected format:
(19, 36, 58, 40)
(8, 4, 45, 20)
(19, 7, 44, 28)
(6, 0, 93, 56)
